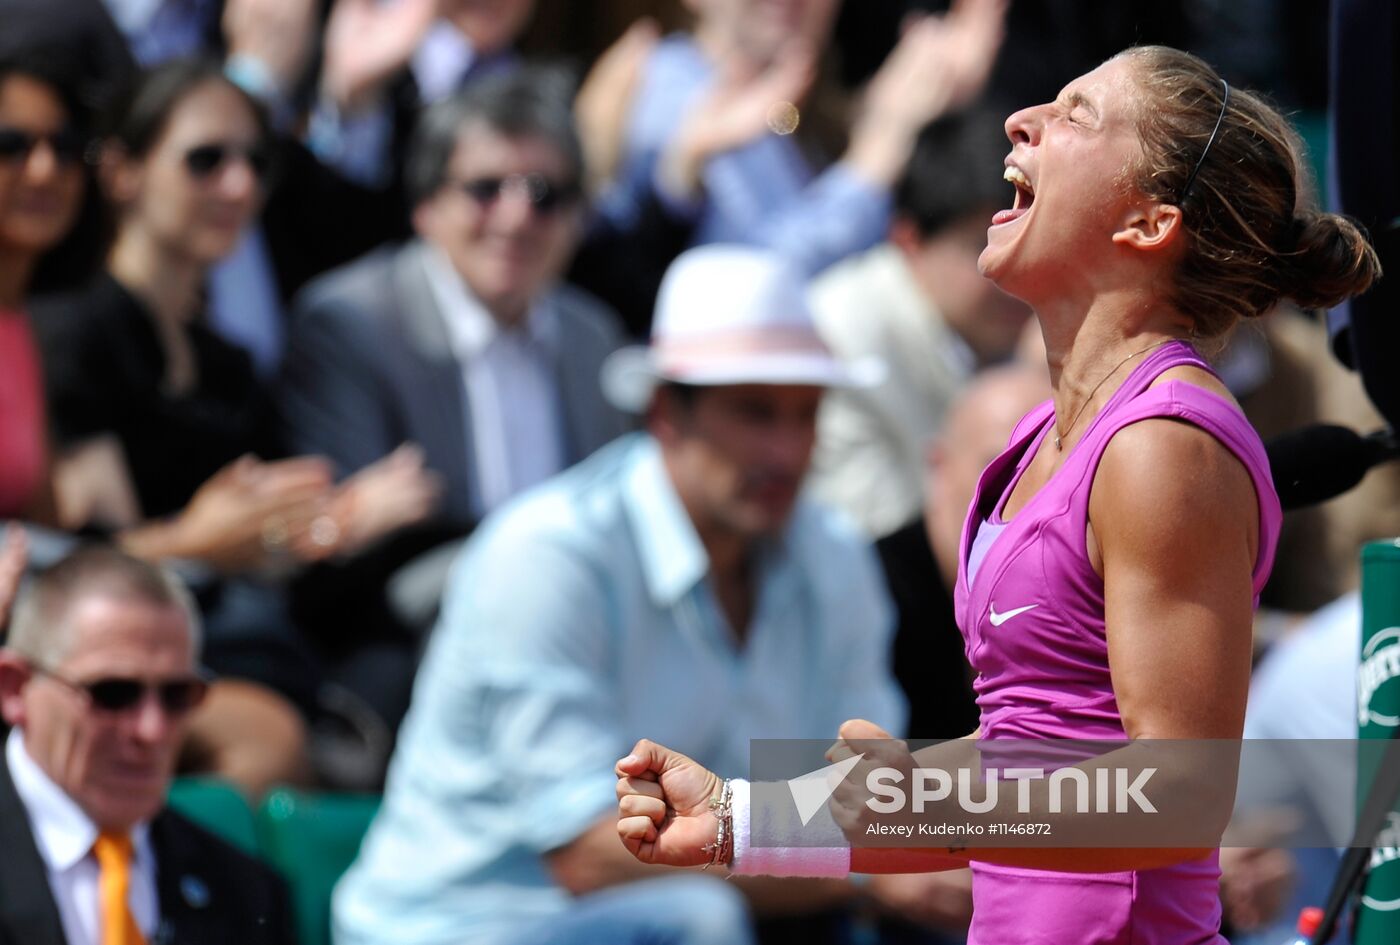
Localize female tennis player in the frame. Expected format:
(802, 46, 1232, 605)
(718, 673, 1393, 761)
(614, 46, 1380, 944)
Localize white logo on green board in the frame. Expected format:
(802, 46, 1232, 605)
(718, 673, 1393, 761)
(1363, 813, 1400, 912)
(1359, 628, 1400, 728)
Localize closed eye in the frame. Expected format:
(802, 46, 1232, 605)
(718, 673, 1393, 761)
(1064, 92, 1098, 125)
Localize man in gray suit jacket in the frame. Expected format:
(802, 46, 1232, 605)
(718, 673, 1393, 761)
(280, 68, 630, 533)
(278, 69, 630, 738)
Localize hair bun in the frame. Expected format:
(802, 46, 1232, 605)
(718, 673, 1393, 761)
(1280, 210, 1383, 310)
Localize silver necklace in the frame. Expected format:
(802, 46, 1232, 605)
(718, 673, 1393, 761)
(1054, 339, 1175, 450)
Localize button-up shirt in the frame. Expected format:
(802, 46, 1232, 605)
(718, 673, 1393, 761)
(6, 729, 159, 945)
(334, 433, 905, 945)
(421, 247, 566, 517)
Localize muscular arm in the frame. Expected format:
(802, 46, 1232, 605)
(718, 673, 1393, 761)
(845, 419, 1260, 872)
(1094, 418, 1258, 741)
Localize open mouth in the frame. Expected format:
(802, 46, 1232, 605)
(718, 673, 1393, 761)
(992, 165, 1035, 226)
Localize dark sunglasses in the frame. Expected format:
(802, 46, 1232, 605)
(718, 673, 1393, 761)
(183, 142, 271, 180)
(0, 125, 88, 166)
(34, 665, 210, 714)
(455, 173, 580, 214)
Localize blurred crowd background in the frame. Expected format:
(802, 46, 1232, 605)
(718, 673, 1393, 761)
(0, 1, 1394, 944)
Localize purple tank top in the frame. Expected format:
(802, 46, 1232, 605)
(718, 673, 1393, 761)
(952, 341, 1282, 945)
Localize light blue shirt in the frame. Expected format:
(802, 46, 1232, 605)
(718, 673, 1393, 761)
(598, 35, 892, 279)
(334, 433, 904, 945)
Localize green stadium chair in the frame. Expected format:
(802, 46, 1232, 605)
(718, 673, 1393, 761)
(255, 789, 381, 945)
(166, 776, 259, 856)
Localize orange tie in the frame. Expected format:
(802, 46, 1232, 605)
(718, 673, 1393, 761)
(92, 831, 146, 945)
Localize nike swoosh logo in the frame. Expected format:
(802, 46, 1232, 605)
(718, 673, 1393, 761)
(988, 603, 1040, 626)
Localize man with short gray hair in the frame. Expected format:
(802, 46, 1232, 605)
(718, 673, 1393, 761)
(281, 67, 630, 532)
(0, 545, 294, 945)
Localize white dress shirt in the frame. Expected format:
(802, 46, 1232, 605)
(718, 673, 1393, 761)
(6, 729, 159, 945)
(421, 248, 566, 517)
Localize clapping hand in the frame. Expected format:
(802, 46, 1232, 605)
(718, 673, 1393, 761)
(320, 443, 443, 558)
(576, 19, 660, 194)
(848, 0, 1008, 184)
(320, 0, 439, 112)
(166, 455, 335, 573)
(864, 0, 1007, 125)
(659, 38, 818, 200)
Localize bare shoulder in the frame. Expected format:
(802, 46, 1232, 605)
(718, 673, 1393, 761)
(1092, 417, 1259, 568)
(1147, 363, 1237, 406)
(1096, 417, 1255, 519)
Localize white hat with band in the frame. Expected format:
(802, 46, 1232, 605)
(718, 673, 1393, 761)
(600, 244, 883, 412)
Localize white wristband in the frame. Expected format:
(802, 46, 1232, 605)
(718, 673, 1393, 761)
(728, 778, 851, 878)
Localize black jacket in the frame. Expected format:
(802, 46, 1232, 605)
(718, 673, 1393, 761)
(0, 754, 296, 945)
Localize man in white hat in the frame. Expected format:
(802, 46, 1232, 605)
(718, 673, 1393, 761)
(333, 245, 909, 945)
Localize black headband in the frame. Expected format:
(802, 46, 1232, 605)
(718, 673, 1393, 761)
(1179, 78, 1230, 204)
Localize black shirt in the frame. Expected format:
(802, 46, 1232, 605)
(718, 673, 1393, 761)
(32, 272, 277, 518)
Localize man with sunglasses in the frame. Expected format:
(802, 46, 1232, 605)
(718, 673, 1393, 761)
(283, 65, 628, 534)
(0, 545, 294, 945)
(279, 68, 629, 729)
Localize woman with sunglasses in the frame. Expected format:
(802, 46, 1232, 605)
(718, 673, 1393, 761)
(33, 59, 291, 528)
(14, 59, 326, 798)
(36, 58, 439, 580)
(0, 46, 107, 526)
(0, 45, 109, 646)
(30, 59, 440, 796)
(614, 47, 1382, 943)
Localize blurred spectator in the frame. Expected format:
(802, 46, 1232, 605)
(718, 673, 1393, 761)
(34, 60, 285, 523)
(0, 545, 294, 944)
(1227, 591, 1361, 944)
(860, 363, 1046, 944)
(877, 362, 1048, 744)
(0, 0, 321, 377)
(333, 246, 940, 945)
(308, 0, 534, 188)
(279, 68, 627, 734)
(590, 0, 1006, 309)
(0, 45, 106, 525)
(91, 0, 326, 376)
(808, 108, 1031, 537)
(568, 18, 700, 337)
(30, 59, 440, 795)
(282, 67, 626, 532)
(0, 1, 136, 118)
(1214, 308, 1400, 615)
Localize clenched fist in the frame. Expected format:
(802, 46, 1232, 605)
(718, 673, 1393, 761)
(615, 739, 725, 867)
